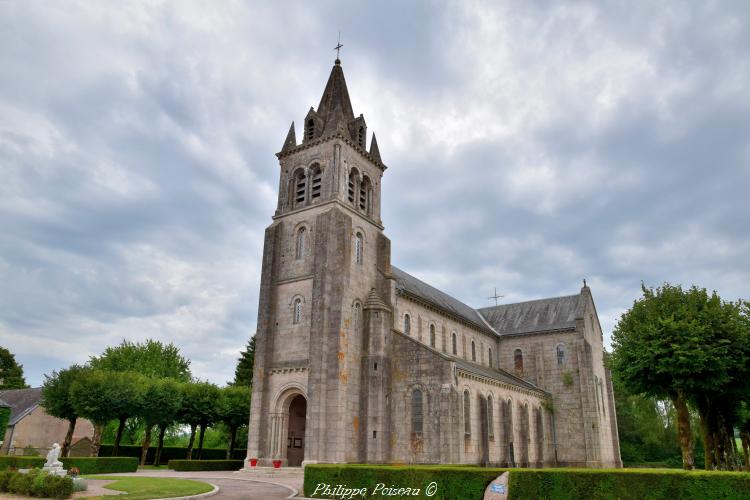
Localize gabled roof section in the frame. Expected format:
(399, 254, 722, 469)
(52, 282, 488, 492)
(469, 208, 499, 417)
(478, 294, 583, 336)
(317, 60, 356, 128)
(453, 358, 549, 395)
(392, 266, 495, 335)
(0, 387, 42, 426)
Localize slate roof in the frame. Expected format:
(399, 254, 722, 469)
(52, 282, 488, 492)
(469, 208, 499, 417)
(453, 359, 547, 394)
(0, 387, 42, 426)
(478, 294, 583, 335)
(0, 397, 9, 408)
(392, 266, 496, 335)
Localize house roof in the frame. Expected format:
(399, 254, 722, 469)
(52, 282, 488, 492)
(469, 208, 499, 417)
(0, 397, 10, 409)
(0, 387, 42, 426)
(453, 358, 547, 395)
(392, 266, 496, 335)
(478, 294, 583, 335)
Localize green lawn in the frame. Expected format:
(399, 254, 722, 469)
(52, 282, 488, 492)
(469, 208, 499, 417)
(84, 476, 213, 500)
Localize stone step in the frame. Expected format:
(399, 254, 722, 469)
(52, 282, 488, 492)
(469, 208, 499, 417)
(236, 466, 304, 478)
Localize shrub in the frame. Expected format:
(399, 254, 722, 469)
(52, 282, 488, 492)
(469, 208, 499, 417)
(0, 469, 14, 490)
(0, 456, 46, 470)
(8, 469, 35, 496)
(60, 457, 138, 474)
(99, 444, 246, 462)
(304, 465, 750, 500)
(44, 474, 75, 499)
(0, 469, 73, 499)
(168, 459, 244, 471)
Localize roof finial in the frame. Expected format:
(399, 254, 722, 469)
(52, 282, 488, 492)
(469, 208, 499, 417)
(488, 287, 504, 306)
(334, 32, 343, 64)
(583, 278, 587, 287)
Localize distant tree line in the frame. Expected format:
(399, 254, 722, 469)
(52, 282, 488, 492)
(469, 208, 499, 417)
(40, 339, 252, 464)
(610, 284, 750, 470)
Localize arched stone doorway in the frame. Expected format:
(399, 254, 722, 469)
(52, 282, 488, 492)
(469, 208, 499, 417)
(286, 395, 306, 466)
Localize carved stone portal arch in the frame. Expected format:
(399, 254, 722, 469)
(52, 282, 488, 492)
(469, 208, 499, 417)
(269, 386, 307, 466)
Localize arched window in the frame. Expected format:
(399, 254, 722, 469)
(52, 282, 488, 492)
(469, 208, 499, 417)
(306, 119, 315, 140)
(353, 302, 362, 333)
(487, 395, 494, 439)
(309, 164, 322, 200)
(556, 344, 566, 366)
(514, 349, 523, 373)
(404, 314, 411, 334)
(294, 169, 306, 207)
(452, 332, 457, 355)
(411, 389, 423, 434)
(347, 169, 358, 204)
(360, 176, 372, 214)
(429, 324, 436, 347)
(295, 227, 306, 260)
(293, 298, 302, 325)
(358, 126, 365, 148)
(506, 399, 514, 443)
(355, 232, 363, 264)
(463, 390, 471, 436)
(488, 348, 493, 368)
(471, 341, 476, 362)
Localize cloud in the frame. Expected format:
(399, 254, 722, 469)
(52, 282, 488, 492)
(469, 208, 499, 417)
(1, 1, 748, 386)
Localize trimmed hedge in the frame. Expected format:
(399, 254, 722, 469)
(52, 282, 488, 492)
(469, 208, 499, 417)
(98, 444, 245, 463)
(168, 459, 244, 471)
(304, 465, 750, 500)
(0, 456, 137, 474)
(0, 468, 74, 499)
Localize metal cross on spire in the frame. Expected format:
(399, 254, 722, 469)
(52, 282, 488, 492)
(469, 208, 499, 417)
(488, 287, 504, 306)
(334, 32, 343, 61)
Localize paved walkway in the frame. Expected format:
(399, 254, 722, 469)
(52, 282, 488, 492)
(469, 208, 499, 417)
(93, 469, 306, 500)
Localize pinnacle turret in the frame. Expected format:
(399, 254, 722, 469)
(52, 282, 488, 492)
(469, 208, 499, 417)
(369, 134, 382, 164)
(281, 122, 296, 152)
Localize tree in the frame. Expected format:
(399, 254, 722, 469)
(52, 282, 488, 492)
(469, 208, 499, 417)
(0, 346, 28, 390)
(40, 365, 88, 457)
(611, 283, 750, 470)
(136, 378, 182, 465)
(231, 336, 255, 387)
(179, 382, 219, 460)
(70, 369, 125, 456)
(217, 386, 251, 459)
(108, 371, 145, 457)
(89, 339, 191, 382)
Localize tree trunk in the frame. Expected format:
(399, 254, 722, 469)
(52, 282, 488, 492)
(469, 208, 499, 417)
(113, 416, 127, 456)
(197, 422, 207, 460)
(696, 399, 715, 470)
(186, 423, 197, 460)
(62, 417, 76, 458)
(740, 429, 750, 472)
(154, 424, 167, 466)
(140, 425, 152, 466)
(671, 392, 694, 470)
(227, 425, 237, 460)
(90, 423, 104, 458)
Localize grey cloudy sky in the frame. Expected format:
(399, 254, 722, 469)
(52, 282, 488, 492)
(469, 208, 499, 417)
(2, 1, 748, 387)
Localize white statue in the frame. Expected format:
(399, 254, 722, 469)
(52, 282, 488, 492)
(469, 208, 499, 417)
(45, 443, 63, 468)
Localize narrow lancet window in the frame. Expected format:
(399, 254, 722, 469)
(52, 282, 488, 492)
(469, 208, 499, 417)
(293, 299, 302, 325)
(430, 324, 436, 347)
(404, 314, 411, 334)
(355, 232, 363, 264)
(464, 390, 471, 436)
(295, 227, 306, 260)
(411, 389, 423, 434)
(514, 348, 523, 373)
(557, 344, 566, 366)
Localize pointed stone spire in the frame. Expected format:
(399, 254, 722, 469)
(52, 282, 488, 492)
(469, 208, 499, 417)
(369, 134, 382, 163)
(281, 122, 296, 152)
(316, 60, 355, 138)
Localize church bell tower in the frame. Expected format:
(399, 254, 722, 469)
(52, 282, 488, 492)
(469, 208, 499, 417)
(246, 57, 394, 466)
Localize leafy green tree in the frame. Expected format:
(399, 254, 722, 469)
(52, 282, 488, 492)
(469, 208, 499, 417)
(231, 336, 255, 387)
(0, 346, 28, 390)
(40, 365, 88, 457)
(179, 382, 219, 460)
(89, 339, 191, 382)
(109, 371, 145, 456)
(70, 369, 126, 456)
(611, 283, 750, 470)
(217, 386, 251, 458)
(136, 378, 182, 465)
(0, 405, 10, 441)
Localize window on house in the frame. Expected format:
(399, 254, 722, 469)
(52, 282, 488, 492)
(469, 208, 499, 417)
(293, 299, 302, 325)
(514, 349, 523, 373)
(294, 170, 306, 206)
(309, 164, 322, 200)
(404, 314, 411, 334)
(348, 170, 358, 204)
(471, 341, 476, 362)
(488, 395, 494, 439)
(489, 348, 493, 368)
(463, 390, 471, 436)
(452, 332, 457, 355)
(556, 344, 566, 366)
(295, 227, 306, 260)
(411, 389, 423, 434)
(430, 324, 436, 347)
(355, 232, 363, 264)
(353, 302, 362, 333)
(359, 176, 371, 212)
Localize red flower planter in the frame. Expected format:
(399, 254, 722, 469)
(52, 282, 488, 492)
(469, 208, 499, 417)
(272, 460, 282, 469)
(249, 458, 258, 467)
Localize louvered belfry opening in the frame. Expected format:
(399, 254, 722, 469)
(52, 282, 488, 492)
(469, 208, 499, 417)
(295, 170, 306, 206)
(310, 164, 322, 200)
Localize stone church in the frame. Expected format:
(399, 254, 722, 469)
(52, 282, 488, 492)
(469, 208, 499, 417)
(246, 58, 622, 469)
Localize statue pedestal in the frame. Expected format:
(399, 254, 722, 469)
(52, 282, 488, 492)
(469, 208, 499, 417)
(42, 465, 67, 477)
